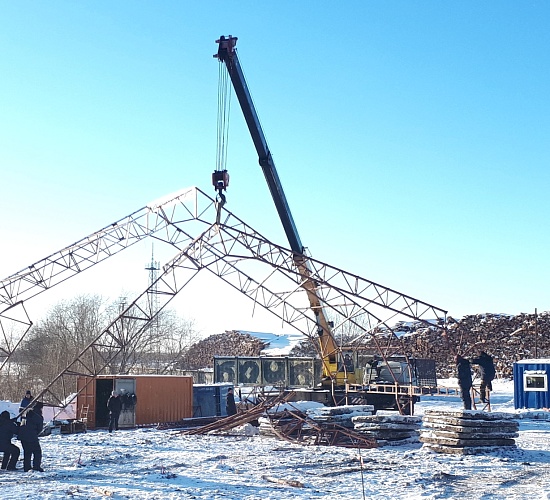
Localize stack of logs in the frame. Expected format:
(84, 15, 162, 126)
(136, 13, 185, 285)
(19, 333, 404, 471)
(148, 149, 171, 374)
(182, 331, 267, 370)
(290, 312, 549, 379)
(420, 409, 519, 454)
(396, 311, 549, 378)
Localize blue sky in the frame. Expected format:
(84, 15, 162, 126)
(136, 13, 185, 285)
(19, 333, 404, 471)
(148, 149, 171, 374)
(1, 2, 549, 336)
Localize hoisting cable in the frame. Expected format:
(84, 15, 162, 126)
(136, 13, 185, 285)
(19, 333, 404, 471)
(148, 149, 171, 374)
(213, 52, 231, 224)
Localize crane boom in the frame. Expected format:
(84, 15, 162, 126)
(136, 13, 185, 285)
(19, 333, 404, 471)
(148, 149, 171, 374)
(215, 35, 342, 375)
(215, 36, 302, 254)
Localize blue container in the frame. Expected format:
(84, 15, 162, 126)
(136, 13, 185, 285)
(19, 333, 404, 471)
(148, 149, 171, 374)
(192, 384, 233, 417)
(513, 359, 550, 409)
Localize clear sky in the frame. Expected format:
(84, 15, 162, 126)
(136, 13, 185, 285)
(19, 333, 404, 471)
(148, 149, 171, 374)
(1, 1, 549, 337)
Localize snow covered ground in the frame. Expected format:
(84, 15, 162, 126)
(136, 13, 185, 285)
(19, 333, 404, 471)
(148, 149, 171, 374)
(1, 380, 549, 499)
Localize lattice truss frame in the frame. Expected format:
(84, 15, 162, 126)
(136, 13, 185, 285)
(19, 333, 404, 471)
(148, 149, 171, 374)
(0, 187, 447, 411)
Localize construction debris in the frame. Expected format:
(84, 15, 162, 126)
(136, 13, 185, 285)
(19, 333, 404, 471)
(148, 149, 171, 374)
(179, 392, 293, 435)
(259, 405, 378, 448)
(420, 409, 519, 454)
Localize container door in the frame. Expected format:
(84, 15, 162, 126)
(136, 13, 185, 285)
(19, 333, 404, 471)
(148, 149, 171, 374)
(96, 378, 115, 428)
(115, 379, 137, 428)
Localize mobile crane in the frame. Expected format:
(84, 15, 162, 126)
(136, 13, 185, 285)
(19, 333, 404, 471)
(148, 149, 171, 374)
(214, 36, 444, 414)
(214, 35, 347, 389)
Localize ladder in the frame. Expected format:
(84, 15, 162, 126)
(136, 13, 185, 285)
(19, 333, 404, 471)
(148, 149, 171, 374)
(79, 404, 90, 429)
(471, 385, 491, 412)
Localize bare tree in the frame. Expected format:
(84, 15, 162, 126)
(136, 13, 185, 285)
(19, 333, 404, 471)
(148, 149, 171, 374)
(0, 322, 33, 402)
(18, 295, 106, 399)
(13, 295, 199, 401)
(99, 297, 200, 374)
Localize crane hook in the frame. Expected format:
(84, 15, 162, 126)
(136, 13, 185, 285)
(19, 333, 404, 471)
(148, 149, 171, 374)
(212, 169, 229, 224)
(215, 190, 226, 224)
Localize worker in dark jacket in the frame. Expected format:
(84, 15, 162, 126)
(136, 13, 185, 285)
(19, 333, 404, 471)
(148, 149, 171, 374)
(226, 387, 237, 416)
(471, 351, 496, 403)
(0, 410, 20, 470)
(455, 354, 473, 410)
(18, 402, 44, 472)
(19, 391, 33, 415)
(107, 391, 122, 433)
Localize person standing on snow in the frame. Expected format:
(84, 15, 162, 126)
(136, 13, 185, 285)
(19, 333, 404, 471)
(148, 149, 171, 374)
(471, 351, 496, 403)
(18, 402, 44, 472)
(19, 391, 33, 415)
(107, 391, 122, 433)
(0, 410, 20, 470)
(455, 354, 473, 410)
(226, 387, 237, 416)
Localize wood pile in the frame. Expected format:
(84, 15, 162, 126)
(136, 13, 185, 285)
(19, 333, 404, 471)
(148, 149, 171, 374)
(181, 330, 267, 370)
(420, 409, 519, 455)
(290, 311, 549, 380)
(398, 311, 550, 378)
(352, 415, 422, 445)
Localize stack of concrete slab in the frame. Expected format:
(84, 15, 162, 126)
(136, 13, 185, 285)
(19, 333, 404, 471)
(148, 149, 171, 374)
(420, 409, 519, 454)
(258, 404, 374, 440)
(352, 415, 422, 445)
(306, 405, 375, 429)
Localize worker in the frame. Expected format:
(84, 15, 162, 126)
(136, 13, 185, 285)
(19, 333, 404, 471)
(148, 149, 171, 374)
(0, 410, 20, 470)
(343, 353, 354, 372)
(107, 391, 122, 433)
(226, 387, 237, 416)
(19, 391, 33, 414)
(19, 402, 44, 472)
(455, 354, 473, 410)
(471, 351, 496, 403)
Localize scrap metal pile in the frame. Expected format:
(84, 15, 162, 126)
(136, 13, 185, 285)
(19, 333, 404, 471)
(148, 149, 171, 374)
(259, 403, 421, 448)
(258, 406, 378, 449)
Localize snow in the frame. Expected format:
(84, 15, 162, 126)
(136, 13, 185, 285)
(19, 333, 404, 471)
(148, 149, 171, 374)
(0, 402, 76, 423)
(244, 330, 304, 356)
(1, 380, 550, 499)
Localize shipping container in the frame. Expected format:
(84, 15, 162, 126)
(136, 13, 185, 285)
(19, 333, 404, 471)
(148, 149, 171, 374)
(77, 375, 193, 429)
(513, 359, 550, 409)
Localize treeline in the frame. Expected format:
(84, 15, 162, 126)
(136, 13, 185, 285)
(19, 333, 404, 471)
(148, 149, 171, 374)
(1, 295, 199, 402)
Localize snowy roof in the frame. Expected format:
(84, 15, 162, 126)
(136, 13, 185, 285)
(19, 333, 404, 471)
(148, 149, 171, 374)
(241, 330, 304, 355)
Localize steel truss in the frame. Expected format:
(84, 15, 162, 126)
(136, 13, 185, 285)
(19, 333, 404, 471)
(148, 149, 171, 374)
(1, 187, 447, 416)
(0, 187, 214, 368)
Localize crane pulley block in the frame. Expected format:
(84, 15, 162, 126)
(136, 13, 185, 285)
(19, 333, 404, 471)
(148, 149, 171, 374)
(212, 170, 230, 192)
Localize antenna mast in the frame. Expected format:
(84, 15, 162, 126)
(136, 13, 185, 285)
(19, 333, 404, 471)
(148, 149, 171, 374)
(145, 245, 160, 325)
